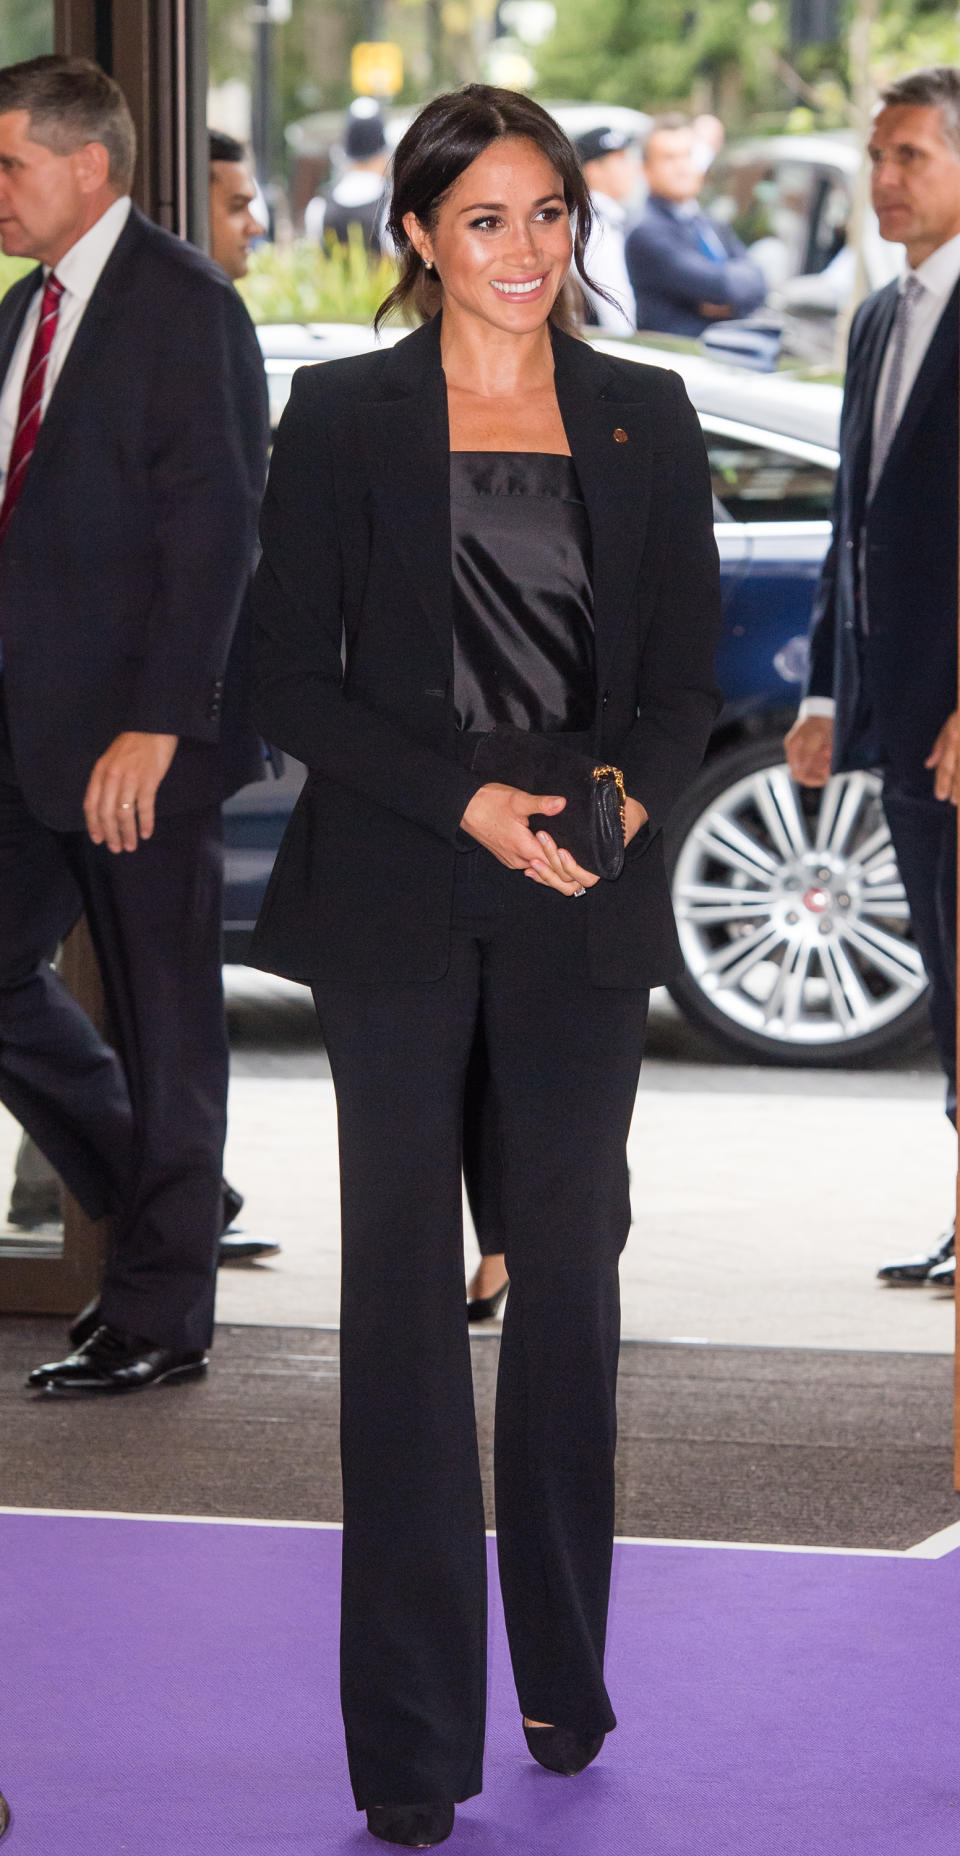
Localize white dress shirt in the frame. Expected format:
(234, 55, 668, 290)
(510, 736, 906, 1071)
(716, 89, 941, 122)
(581, 191, 637, 333)
(0, 194, 131, 488)
(800, 229, 960, 723)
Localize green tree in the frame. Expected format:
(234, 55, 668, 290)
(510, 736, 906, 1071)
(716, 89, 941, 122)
(535, 0, 960, 129)
(534, 0, 783, 118)
(0, 0, 55, 67)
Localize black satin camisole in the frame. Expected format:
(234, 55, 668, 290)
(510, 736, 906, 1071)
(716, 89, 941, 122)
(450, 452, 596, 734)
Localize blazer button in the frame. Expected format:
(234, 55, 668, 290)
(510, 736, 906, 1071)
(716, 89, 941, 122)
(613, 428, 628, 444)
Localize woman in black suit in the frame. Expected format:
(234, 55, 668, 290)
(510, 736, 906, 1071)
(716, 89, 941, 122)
(251, 85, 721, 1848)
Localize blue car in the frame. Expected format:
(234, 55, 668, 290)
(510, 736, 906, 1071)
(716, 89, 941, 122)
(224, 327, 928, 1067)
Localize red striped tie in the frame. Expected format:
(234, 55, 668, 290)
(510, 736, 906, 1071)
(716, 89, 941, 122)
(0, 272, 65, 549)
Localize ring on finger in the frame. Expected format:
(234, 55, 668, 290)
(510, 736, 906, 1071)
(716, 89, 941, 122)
(119, 800, 136, 812)
(572, 884, 586, 898)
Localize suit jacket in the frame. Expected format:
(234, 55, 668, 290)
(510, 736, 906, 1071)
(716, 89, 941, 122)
(806, 278, 959, 787)
(625, 197, 767, 338)
(249, 315, 722, 989)
(0, 204, 269, 830)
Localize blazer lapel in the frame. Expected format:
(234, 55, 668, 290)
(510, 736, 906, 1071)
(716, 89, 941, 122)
(359, 318, 653, 681)
(551, 328, 653, 684)
(879, 277, 959, 483)
(851, 283, 897, 520)
(24, 205, 146, 481)
(361, 317, 452, 667)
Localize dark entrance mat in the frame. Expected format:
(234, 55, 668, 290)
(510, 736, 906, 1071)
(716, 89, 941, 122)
(2, 1320, 957, 1549)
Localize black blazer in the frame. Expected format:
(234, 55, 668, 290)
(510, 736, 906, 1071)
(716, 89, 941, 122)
(0, 205, 269, 830)
(249, 316, 722, 989)
(806, 278, 959, 786)
(625, 198, 767, 338)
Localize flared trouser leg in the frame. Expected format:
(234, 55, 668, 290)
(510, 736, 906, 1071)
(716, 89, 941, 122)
(480, 895, 648, 1735)
(314, 938, 489, 1811)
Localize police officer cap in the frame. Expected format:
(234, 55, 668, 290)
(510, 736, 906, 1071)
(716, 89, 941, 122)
(574, 126, 632, 165)
(345, 97, 387, 160)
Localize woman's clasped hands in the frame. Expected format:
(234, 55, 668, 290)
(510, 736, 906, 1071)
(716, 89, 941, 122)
(460, 782, 647, 897)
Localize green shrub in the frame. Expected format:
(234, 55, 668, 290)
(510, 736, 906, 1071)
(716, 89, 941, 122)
(0, 255, 36, 302)
(237, 232, 398, 326)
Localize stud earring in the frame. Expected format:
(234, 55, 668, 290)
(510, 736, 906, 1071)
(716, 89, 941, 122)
(424, 258, 433, 271)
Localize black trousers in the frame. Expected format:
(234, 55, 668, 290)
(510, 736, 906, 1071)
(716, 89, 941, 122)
(462, 1024, 505, 1257)
(313, 848, 649, 1808)
(883, 784, 957, 1124)
(0, 692, 227, 1351)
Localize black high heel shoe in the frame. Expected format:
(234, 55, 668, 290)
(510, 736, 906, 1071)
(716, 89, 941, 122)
(365, 1802, 455, 1847)
(466, 1276, 508, 1322)
(523, 1720, 606, 1776)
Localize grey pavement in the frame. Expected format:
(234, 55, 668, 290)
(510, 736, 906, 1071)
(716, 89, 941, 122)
(1, 971, 953, 1354)
(212, 970, 956, 1354)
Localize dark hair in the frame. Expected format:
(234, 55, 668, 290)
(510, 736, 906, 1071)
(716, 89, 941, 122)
(642, 112, 691, 160)
(877, 66, 960, 155)
(375, 84, 607, 334)
(209, 129, 247, 167)
(0, 55, 135, 192)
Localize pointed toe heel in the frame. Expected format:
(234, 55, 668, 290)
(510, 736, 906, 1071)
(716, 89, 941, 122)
(466, 1278, 508, 1322)
(365, 1802, 455, 1847)
(523, 1721, 606, 1776)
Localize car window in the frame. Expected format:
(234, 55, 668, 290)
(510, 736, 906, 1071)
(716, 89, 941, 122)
(806, 171, 851, 276)
(703, 424, 835, 523)
(704, 157, 814, 276)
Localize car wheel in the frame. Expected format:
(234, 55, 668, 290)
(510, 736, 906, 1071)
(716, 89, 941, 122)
(664, 739, 932, 1066)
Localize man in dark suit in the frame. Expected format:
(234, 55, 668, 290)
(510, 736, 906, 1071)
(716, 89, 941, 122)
(625, 113, 766, 336)
(5, 122, 279, 1266)
(0, 55, 268, 1391)
(785, 65, 960, 1290)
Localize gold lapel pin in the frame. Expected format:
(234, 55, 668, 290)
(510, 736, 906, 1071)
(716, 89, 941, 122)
(613, 427, 628, 444)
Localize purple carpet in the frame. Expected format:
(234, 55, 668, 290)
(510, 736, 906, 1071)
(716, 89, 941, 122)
(1, 1512, 958, 1854)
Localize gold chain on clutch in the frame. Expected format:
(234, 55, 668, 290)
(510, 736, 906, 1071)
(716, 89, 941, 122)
(593, 764, 627, 836)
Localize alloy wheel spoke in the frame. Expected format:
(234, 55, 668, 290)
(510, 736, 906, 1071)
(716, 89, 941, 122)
(753, 765, 810, 863)
(816, 773, 867, 860)
(694, 813, 780, 884)
(848, 827, 896, 878)
(675, 884, 775, 924)
(858, 890, 911, 920)
(761, 936, 813, 1031)
(819, 939, 876, 1031)
(838, 917, 927, 988)
(704, 919, 785, 985)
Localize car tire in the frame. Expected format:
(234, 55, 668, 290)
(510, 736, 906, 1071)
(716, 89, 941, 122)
(664, 738, 933, 1066)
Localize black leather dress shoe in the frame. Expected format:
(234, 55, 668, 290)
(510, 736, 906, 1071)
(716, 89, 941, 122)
(927, 1255, 955, 1289)
(523, 1721, 606, 1775)
(28, 1325, 207, 1395)
(221, 1180, 244, 1228)
(217, 1231, 282, 1265)
(466, 1277, 508, 1322)
(876, 1227, 954, 1284)
(365, 1803, 455, 1847)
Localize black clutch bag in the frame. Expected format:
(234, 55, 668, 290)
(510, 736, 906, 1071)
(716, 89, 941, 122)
(470, 725, 627, 880)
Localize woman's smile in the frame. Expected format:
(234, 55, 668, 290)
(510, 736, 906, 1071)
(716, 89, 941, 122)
(490, 273, 548, 297)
